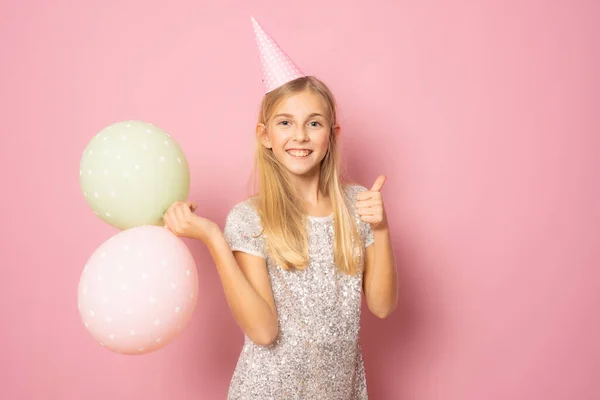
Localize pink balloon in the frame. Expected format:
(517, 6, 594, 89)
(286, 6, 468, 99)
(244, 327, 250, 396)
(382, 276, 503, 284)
(78, 226, 199, 354)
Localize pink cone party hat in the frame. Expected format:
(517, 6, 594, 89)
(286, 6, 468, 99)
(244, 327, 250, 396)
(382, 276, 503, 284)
(251, 16, 305, 93)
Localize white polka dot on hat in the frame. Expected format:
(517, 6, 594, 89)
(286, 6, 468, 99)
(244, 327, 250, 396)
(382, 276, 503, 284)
(251, 16, 306, 93)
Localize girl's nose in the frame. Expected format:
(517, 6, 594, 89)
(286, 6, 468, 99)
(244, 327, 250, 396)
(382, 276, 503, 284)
(293, 127, 309, 142)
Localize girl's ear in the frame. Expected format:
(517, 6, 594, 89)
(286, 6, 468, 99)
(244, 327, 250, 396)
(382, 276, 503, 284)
(256, 123, 272, 149)
(333, 124, 341, 138)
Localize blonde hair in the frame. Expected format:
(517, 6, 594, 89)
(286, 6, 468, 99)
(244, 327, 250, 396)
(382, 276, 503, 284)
(252, 76, 363, 274)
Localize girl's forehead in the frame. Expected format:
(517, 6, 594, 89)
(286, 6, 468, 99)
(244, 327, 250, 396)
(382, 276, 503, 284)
(274, 91, 327, 115)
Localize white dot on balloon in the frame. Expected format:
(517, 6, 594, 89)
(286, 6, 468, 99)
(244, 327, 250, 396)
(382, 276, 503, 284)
(118, 264, 124, 272)
(90, 310, 95, 317)
(142, 143, 147, 150)
(186, 269, 191, 276)
(97, 274, 102, 281)
(106, 316, 112, 322)
(94, 192, 98, 198)
(138, 348, 146, 352)
(79, 170, 82, 176)
(175, 306, 181, 313)
(83, 192, 87, 197)
(126, 308, 133, 314)
(110, 190, 116, 197)
(130, 330, 136, 335)
(121, 284, 128, 291)
(177, 158, 181, 164)
(148, 297, 156, 304)
(103, 136, 108, 141)
(142, 273, 148, 279)
(156, 337, 162, 343)
(162, 259, 167, 266)
(159, 156, 165, 162)
(83, 286, 87, 295)
(109, 334, 115, 340)
(153, 318, 160, 326)
(134, 164, 140, 170)
(89, 150, 93, 155)
(164, 140, 169, 146)
(126, 123, 131, 128)
(84, 322, 89, 328)
(88, 170, 92, 175)
(101, 252, 106, 257)
(105, 212, 111, 217)
(94, 211, 99, 216)
(99, 342, 105, 347)
(103, 169, 109, 175)
(123, 245, 130, 251)
(116, 155, 121, 160)
(102, 296, 108, 303)
(122, 171, 130, 178)
(146, 129, 152, 133)
(171, 282, 176, 289)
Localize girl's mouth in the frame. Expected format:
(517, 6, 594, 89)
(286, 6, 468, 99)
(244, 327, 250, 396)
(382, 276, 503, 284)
(286, 149, 312, 158)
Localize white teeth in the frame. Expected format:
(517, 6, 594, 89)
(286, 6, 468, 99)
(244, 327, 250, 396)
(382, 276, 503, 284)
(287, 150, 311, 157)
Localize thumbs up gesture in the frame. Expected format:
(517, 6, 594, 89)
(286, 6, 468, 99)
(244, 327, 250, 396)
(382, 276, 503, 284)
(355, 175, 388, 231)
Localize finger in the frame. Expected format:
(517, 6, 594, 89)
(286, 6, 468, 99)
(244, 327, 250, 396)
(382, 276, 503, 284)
(163, 211, 174, 231)
(357, 207, 380, 216)
(167, 206, 181, 233)
(181, 203, 192, 219)
(357, 208, 371, 217)
(360, 215, 380, 224)
(175, 203, 186, 222)
(356, 190, 377, 201)
(186, 201, 198, 213)
(355, 199, 380, 209)
(356, 189, 383, 201)
(163, 201, 180, 219)
(370, 175, 387, 192)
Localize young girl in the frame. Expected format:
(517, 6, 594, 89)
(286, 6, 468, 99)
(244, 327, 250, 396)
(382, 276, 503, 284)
(163, 18, 397, 399)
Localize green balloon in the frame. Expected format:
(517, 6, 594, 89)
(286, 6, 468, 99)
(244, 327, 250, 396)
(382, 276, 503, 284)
(80, 120, 190, 230)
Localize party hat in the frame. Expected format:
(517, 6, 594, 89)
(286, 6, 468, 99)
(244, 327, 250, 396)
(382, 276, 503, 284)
(251, 16, 305, 93)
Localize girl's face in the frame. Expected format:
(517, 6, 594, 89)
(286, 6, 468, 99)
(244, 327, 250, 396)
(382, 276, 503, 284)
(259, 90, 333, 179)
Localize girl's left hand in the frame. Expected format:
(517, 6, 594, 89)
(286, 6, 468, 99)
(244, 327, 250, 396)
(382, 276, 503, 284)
(355, 175, 388, 231)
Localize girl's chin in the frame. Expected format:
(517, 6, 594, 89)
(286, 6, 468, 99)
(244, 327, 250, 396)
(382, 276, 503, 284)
(283, 164, 320, 178)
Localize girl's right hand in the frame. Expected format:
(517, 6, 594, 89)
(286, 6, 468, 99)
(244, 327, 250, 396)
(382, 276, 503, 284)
(163, 201, 221, 245)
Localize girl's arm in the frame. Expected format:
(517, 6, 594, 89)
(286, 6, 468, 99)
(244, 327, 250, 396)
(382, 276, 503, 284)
(355, 177, 398, 319)
(206, 232, 279, 345)
(362, 227, 398, 318)
(163, 201, 278, 346)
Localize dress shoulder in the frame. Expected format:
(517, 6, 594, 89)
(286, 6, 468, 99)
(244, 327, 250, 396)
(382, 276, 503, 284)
(223, 197, 266, 258)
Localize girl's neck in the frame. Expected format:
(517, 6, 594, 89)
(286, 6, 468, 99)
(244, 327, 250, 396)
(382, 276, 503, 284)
(288, 172, 332, 217)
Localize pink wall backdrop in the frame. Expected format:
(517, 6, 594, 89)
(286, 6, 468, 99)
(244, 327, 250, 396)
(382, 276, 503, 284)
(1, 0, 598, 399)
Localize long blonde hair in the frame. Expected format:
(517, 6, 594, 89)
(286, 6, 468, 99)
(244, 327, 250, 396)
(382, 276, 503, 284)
(253, 76, 363, 275)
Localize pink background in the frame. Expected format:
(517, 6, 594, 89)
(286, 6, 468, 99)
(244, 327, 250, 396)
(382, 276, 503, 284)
(1, 0, 598, 399)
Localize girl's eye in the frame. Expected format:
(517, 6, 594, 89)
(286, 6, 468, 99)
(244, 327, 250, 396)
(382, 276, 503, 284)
(309, 121, 321, 127)
(279, 121, 290, 126)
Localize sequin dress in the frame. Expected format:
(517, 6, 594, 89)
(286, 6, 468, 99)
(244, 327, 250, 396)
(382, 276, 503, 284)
(223, 184, 375, 399)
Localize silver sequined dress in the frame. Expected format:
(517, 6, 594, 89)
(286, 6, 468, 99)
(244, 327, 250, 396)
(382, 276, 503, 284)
(223, 184, 374, 399)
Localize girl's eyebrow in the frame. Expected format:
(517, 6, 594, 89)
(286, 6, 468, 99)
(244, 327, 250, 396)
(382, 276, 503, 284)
(273, 113, 325, 119)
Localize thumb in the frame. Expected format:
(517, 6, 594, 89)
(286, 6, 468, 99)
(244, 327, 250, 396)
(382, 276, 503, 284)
(370, 175, 387, 192)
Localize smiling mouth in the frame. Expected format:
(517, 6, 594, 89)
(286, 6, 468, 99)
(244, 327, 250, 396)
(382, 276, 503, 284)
(286, 149, 313, 157)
